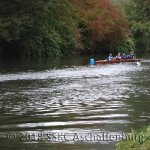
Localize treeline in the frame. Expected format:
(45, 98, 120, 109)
(0, 0, 81, 57)
(0, 0, 149, 57)
(119, 0, 150, 54)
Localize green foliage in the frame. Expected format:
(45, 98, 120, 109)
(118, 0, 150, 54)
(132, 0, 150, 21)
(0, 0, 149, 57)
(0, 0, 80, 57)
(115, 126, 150, 150)
(131, 22, 150, 52)
(113, 38, 135, 53)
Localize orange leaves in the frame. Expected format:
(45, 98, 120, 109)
(71, 0, 128, 43)
(90, 16, 105, 40)
(89, 0, 127, 41)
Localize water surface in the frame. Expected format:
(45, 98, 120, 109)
(0, 57, 150, 150)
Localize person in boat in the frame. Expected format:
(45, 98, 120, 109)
(127, 52, 134, 59)
(116, 53, 121, 60)
(121, 53, 128, 59)
(107, 53, 113, 61)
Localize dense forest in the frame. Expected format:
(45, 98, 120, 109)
(0, 0, 149, 57)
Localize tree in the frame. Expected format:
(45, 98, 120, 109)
(0, 0, 81, 57)
(120, 0, 150, 54)
(70, 0, 129, 53)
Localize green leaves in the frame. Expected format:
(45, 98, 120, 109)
(114, 38, 135, 53)
(0, 0, 80, 57)
(118, 0, 150, 53)
(0, 0, 148, 57)
(131, 22, 150, 51)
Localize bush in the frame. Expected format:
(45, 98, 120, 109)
(115, 126, 150, 150)
(131, 22, 150, 53)
(113, 38, 135, 53)
(0, 0, 81, 57)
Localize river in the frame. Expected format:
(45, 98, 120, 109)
(0, 56, 150, 150)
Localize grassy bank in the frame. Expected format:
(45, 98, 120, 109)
(115, 126, 150, 150)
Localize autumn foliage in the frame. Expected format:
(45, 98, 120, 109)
(0, 0, 130, 57)
(71, 0, 129, 52)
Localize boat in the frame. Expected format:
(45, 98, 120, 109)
(95, 59, 143, 65)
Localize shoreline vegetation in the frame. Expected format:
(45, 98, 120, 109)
(115, 126, 150, 150)
(0, 0, 149, 58)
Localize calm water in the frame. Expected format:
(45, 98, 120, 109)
(0, 56, 150, 150)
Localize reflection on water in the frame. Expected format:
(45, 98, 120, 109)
(0, 58, 150, 150)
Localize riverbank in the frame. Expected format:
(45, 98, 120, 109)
(115, 126, 150, 150)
